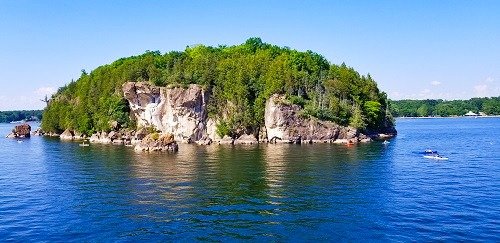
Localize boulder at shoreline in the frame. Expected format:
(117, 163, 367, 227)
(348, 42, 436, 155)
(6, 124, 31, 138)
(134, 133, 179, 152)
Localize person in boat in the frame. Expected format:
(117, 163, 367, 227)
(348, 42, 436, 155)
(424, 149, 437, 154)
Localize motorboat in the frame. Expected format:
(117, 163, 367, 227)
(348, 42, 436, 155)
(10, 120, 25, 124)
(424, 149, 438, 154)
(423, 154, 448, 160)
(382, 140, 390, 145)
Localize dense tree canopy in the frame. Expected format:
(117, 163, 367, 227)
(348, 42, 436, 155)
(42, 38, 393, 135)
(389, 97, 500, 117)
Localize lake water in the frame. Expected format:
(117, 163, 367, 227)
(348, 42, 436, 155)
(0, 118, 499, 241)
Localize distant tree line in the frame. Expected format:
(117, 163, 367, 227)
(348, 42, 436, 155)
(389, 97, 500, 117)
(42, 38, 394, 135)
(0, 110, 43, 123)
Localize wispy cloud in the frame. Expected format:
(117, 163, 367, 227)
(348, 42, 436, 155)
(471, 77, 500, 97)
(430, 81, 441, 86)
(0, 87, 57, 110)
(34, 87, 56, 96)
(420, 89, 431, 96)
(391, 88, 462, 100)
(474, 84, 488, 96)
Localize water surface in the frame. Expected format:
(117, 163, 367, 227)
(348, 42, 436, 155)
(0, 118, 499, 241)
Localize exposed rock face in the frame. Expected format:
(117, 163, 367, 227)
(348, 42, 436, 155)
(134, 127, 149, 140)
(205, 118, 221, 141)
(88, 130, 137, 145)
(60, 129, 74, 140)
(218, 135, 234, 145)
(6, 124, 31, 138)
(32, 128, 45, 136)
(134, 133, 179, 152)
(58, 129, 86, 140)
(89, 133, 101, 143)
(120, 83, 393, 145)
(123, 82, 209, 142)
(235, 134, 258, 144)
(264, 94, 360, 143)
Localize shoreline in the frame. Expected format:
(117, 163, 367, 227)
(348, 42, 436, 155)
(396, 115, 500, 119)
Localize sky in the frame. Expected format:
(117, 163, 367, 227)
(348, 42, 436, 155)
(0, 0, 499, 110)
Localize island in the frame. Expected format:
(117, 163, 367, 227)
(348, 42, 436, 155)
(39, 38, 396, 150)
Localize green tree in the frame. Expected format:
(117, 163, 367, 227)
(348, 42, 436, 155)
(350, 105, 366, 130)
(416, 104, 430, 117)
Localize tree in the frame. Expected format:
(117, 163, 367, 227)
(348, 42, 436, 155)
(350, 105, 366, 130)
(416, 104, 430, 117)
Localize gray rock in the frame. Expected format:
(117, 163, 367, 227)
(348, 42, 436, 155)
(60, 129, 74, 140)
(6, 124, 31, 138)
(264, 94, 352, 142)
(235, 134, 258, 144)
(134, 133, 178, 152)
(123, 82, 209, 142)
(89, 133, 100, 143)
(218, 135, 234, 145)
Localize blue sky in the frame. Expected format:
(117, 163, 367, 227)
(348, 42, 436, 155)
(0, 0, 499, 110)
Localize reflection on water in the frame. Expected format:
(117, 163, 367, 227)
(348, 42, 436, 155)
(0, 119, 499, 241)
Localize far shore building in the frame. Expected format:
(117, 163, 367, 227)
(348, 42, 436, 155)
(464, 111, 478, 116)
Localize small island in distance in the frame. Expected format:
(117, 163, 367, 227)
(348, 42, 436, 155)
(36, 38, 396, 148)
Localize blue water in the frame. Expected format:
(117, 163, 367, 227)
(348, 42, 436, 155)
(0, 118, 499, 241)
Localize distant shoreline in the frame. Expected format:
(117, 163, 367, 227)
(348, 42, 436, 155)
(396, 115, 500, 119)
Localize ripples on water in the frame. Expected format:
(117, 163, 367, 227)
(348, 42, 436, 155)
(0, 118, 499, 241)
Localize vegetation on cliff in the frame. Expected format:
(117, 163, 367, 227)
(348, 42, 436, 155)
(389, 97, 500, 117)
(42, 38, 394, 135)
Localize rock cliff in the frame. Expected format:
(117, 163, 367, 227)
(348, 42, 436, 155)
(123, 82, 209, 143)
(265, 94, 360, 143)
(120, 83, 387, 144)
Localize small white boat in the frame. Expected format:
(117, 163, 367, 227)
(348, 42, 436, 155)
(79, 142, 90, 147)
(17, 140, 23, 143)
(423, 155, 448, 160)
(382, 140, 390, 145)
(10, 120, 25, 124)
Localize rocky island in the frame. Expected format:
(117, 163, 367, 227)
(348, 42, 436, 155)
(39, 38, 396, 151)
(6, 124, 31, 139)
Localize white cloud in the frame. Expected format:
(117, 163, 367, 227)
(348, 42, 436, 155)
(390, 91, 402, 99)
(420, 89, 431, 95)
(430, 81, 441, 86)
(471, 77, 500, 97)
(474, 84, 488, 93)
(34, 87, 56, 96)
(0, 87, 56, 110)
(390, 89, 464, 100)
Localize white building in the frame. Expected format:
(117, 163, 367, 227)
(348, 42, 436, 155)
(464, 111, 477, 116)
